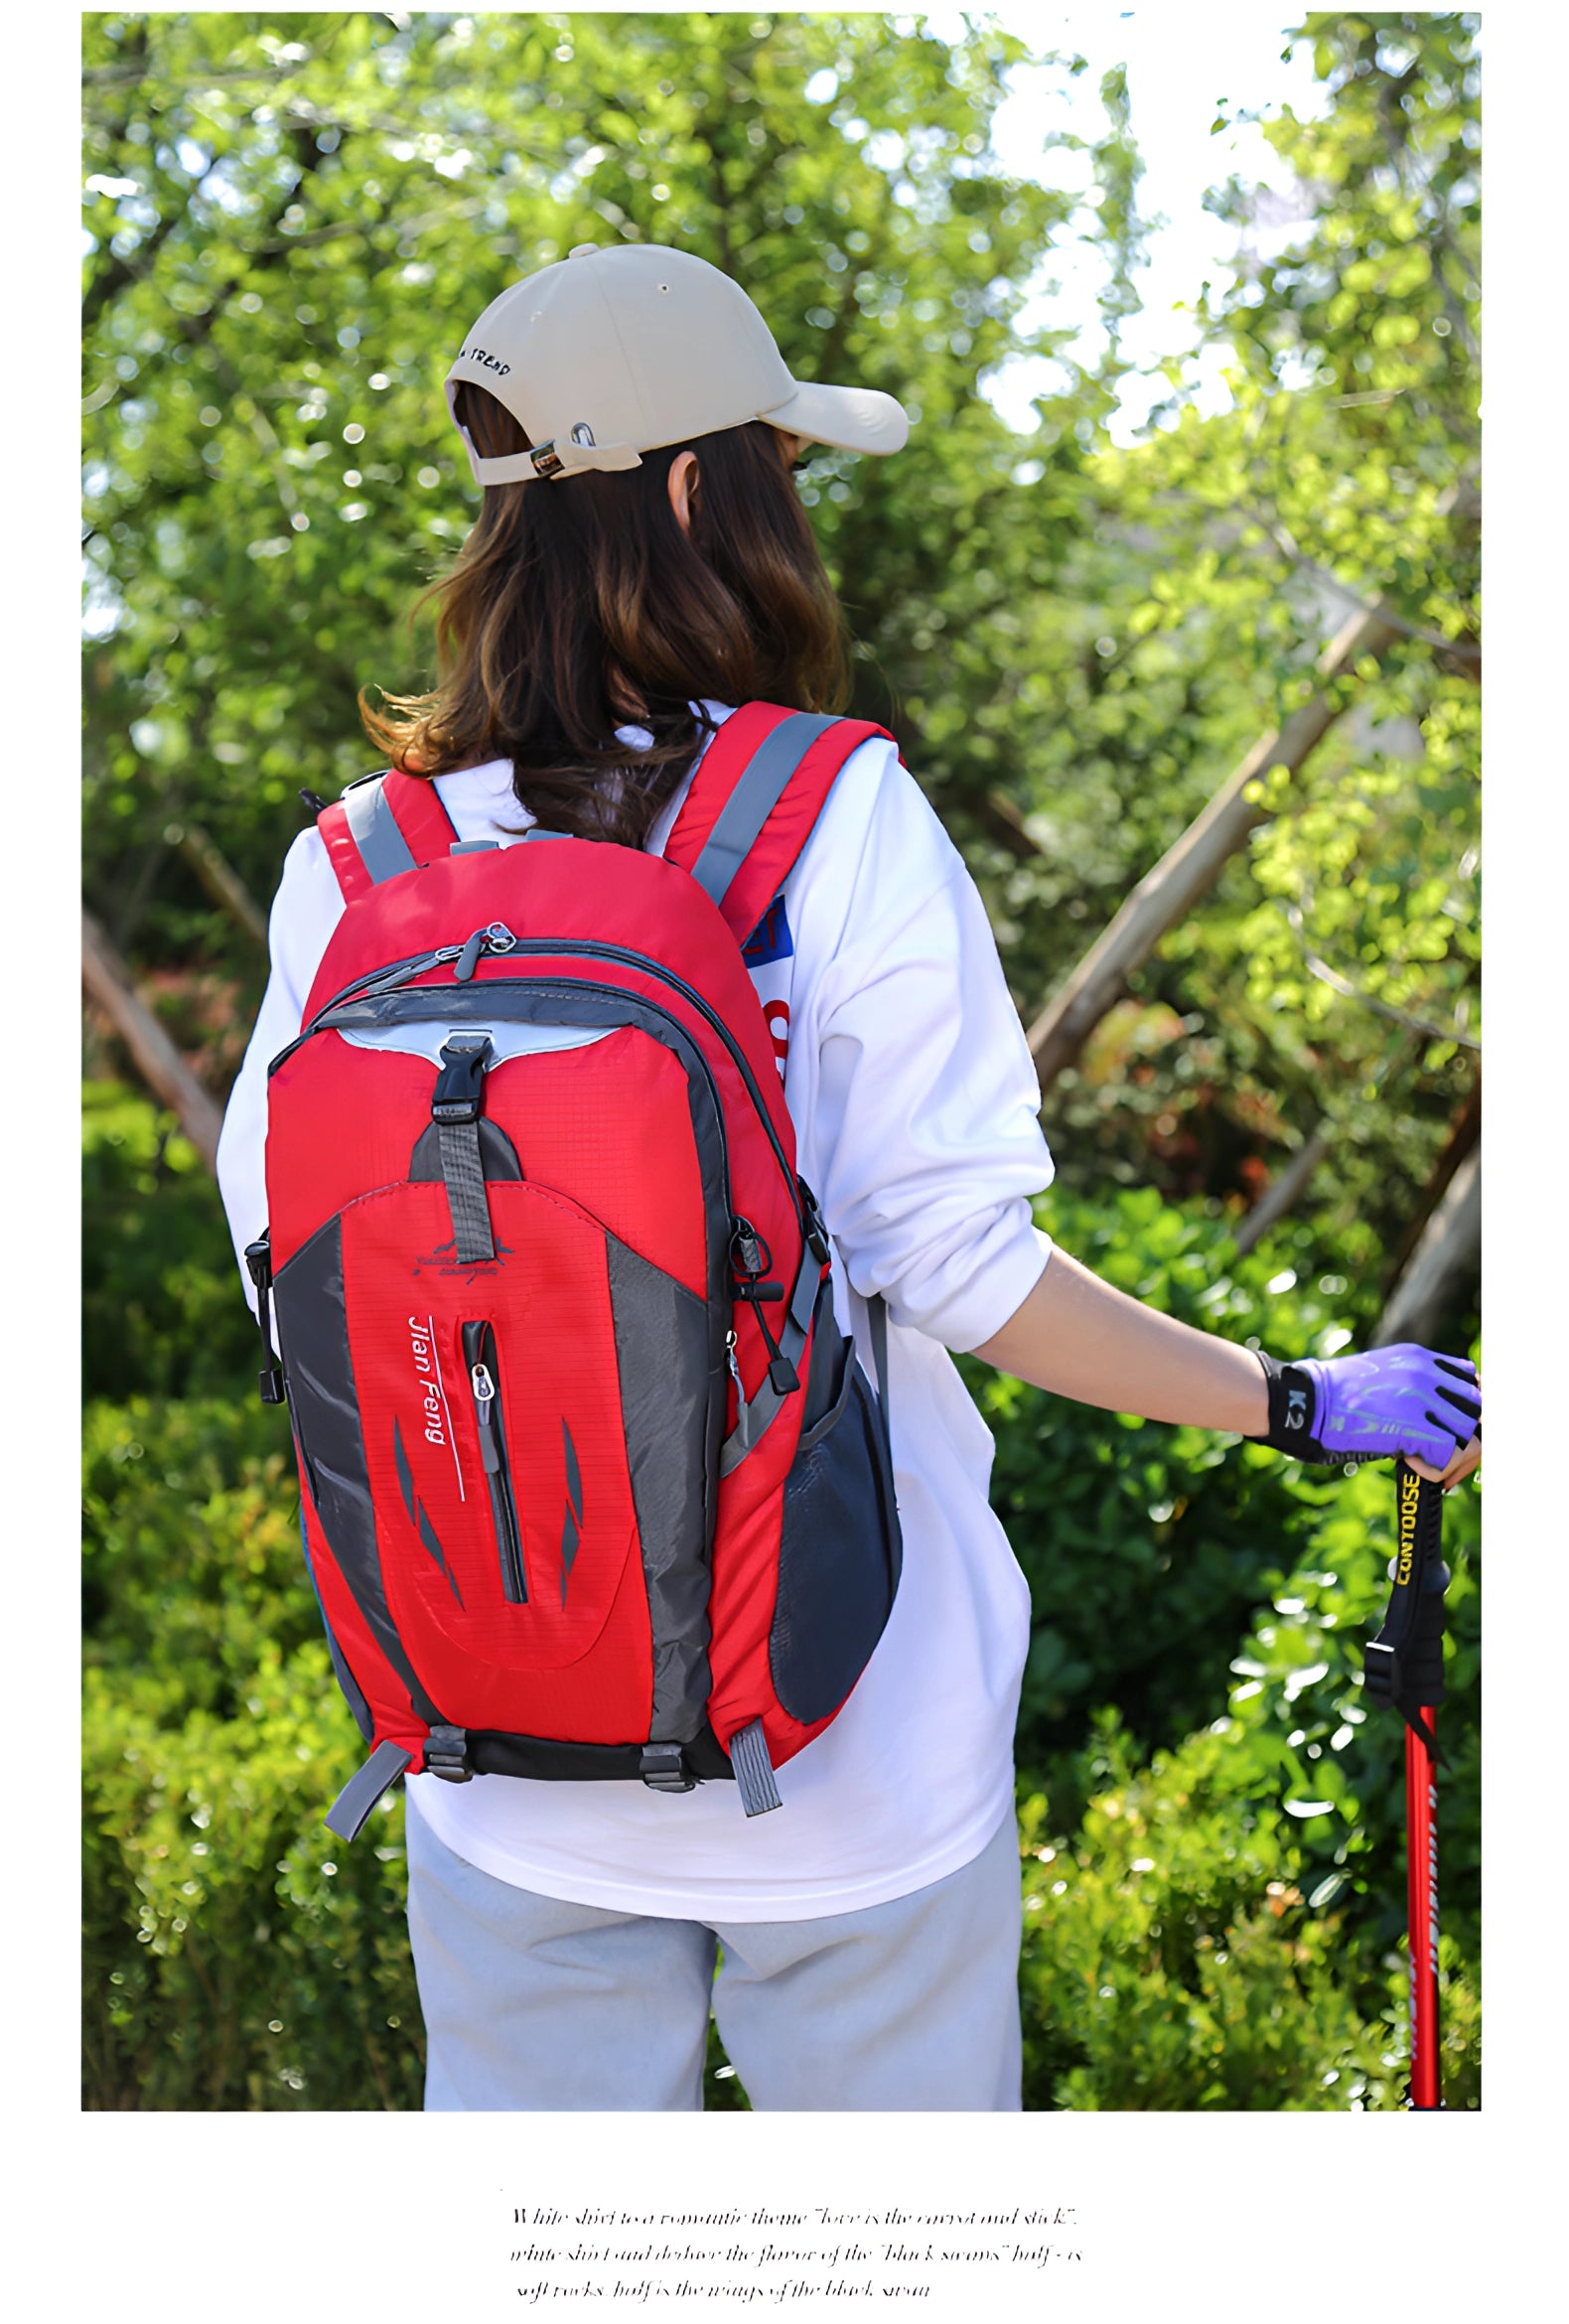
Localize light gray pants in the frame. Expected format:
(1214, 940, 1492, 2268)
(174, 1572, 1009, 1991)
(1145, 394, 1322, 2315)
(405, 1798, 1024, 2111)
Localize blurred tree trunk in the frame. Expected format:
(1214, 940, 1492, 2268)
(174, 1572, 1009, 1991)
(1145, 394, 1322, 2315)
(1233, 1123, 1336, 1257)
(81, 911, 222, 1172)
(1372, 1147, 1480, 1349)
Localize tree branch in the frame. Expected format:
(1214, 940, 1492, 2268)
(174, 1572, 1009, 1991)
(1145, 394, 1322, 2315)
(81, 911, 223, 1173)
(1025, 599, 1403, 1088)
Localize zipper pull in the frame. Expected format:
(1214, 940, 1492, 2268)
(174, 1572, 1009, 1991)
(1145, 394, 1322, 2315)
(471, 1363, 501, 1473)
(724, 1330, 751, 1454)
(454, 921, 518, 983)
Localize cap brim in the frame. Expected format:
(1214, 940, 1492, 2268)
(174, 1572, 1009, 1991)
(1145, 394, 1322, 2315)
(759, 379, 910, 457)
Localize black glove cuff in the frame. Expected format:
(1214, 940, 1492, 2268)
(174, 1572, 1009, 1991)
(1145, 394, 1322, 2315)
(1249, 1352, 1326, 1456)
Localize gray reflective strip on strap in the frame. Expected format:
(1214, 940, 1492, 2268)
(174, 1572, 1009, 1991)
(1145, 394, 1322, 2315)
(344, 775, 419, 883)
(324, 1740, 412, 1841)
(718, 1256, 820, 1477)
(729, 1716, 783, 1816)
(688, 712, 839, 912)
(437, 1122, 495, 1261)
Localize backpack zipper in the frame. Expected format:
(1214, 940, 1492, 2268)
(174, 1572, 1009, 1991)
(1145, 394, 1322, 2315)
(462, 1320, 527, 1603)
(286, 936, 799, 1235)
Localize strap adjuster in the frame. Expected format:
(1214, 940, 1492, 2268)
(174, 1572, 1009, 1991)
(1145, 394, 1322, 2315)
(424, 1724, 472, 1783)
(640, 1742, 696, 1794)
(798, 1182, 832, 1266)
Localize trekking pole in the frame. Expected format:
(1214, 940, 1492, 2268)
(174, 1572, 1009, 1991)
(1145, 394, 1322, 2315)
(1362, 1458, 1449, 2109)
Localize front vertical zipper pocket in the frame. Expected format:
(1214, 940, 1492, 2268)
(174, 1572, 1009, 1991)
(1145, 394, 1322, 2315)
(463, 1319, 527, 1603)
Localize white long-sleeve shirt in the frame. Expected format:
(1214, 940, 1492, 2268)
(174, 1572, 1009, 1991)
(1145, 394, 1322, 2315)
(216, 704, 1054, 1919)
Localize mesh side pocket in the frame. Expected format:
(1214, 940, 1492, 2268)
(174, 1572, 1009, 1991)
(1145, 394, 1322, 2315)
(768, 1318, 901, 1728)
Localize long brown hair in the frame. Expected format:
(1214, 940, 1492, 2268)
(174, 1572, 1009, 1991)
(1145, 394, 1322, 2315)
(360, 383, 851, 844)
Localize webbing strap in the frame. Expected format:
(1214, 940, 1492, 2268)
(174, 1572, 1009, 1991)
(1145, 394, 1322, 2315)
(437, 1121, 496, 1262)
(687, 712, 839, 912)
(431, 1035, 497, 1263)
(729, 1717, 783, 1816)
(665, 704, 894, 945)
(323, 1741, 412, 1842)
(867, 1291, 891, 1450)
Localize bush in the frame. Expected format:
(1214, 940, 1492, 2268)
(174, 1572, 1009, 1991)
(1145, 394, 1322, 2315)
(966, 1183, 1401, 1759)
(1017, 1705, 1480, 2110)
(81, 1394, 423, 2108)
(82, 1082, 259, 1402)
(82, 1646, 422, 2110)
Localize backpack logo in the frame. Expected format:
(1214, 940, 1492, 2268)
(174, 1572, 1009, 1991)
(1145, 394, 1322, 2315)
(412, 1236, 512, 1285)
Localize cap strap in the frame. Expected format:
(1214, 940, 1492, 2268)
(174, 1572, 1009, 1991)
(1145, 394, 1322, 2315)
(469, 439, 642, 486)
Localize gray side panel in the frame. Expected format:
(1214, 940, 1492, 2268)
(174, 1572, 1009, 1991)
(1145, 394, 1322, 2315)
(273, 1217, 440, 1722)
(688, 713, 838, 911)
(606, 1234, 716, 1743)
(344, 776, 418, 883)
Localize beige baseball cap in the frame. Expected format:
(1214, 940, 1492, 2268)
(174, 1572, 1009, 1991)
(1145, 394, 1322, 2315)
(445, 240, 910, 485)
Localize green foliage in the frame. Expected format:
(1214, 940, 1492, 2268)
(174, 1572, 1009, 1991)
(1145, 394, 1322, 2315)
(83, 1080, 258, 1400)
(80, 16, 1484, 2110)
(968, 1181, 1390, 1752)
(1016, 1708, 1479, 2109)
(83, 1641, 420, 2110)
(82, 1386, 421, 2107)
(81, 9, 1084, 985)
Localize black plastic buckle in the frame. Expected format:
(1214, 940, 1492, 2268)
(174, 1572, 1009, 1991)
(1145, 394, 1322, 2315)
(243, 1235, 287, 1406)
(432, 1035, 492, 1122)
(640, 1742, 695, 1795)
(425, 1724, 472, 1783)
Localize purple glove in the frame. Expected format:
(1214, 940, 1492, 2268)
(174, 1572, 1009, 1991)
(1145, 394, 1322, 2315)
(1251, 1344, 1481, 1470)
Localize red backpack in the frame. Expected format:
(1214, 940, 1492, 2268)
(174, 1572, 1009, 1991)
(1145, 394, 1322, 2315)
(247, 704, 902, 1839)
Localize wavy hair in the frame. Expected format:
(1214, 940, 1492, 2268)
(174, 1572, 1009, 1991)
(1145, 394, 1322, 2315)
(359, 383, 851, 845)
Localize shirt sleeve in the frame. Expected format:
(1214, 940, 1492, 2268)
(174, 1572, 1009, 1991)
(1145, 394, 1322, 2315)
(784, 744, 1056, 1354)
(214, 826, 347, 1310)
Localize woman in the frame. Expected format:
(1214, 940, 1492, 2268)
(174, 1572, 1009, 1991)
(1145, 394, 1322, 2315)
(216, 240, 1480, 2112)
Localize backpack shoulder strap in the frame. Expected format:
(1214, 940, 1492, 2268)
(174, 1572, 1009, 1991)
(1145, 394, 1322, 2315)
(316, 770, 461, 904)
(663, 704, 894, 945)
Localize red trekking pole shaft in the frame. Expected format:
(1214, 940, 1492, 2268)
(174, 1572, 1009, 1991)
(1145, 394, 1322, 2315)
(1365, 1460, 1448, 2110)
(1405, 1712, 1440, 2108)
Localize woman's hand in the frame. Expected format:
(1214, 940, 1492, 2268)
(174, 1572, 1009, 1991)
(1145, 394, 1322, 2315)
(1407, 1432, 1482, 1492)
(971, 1250, 1481, 1488)
(1253, 1344, 1481, 1484)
